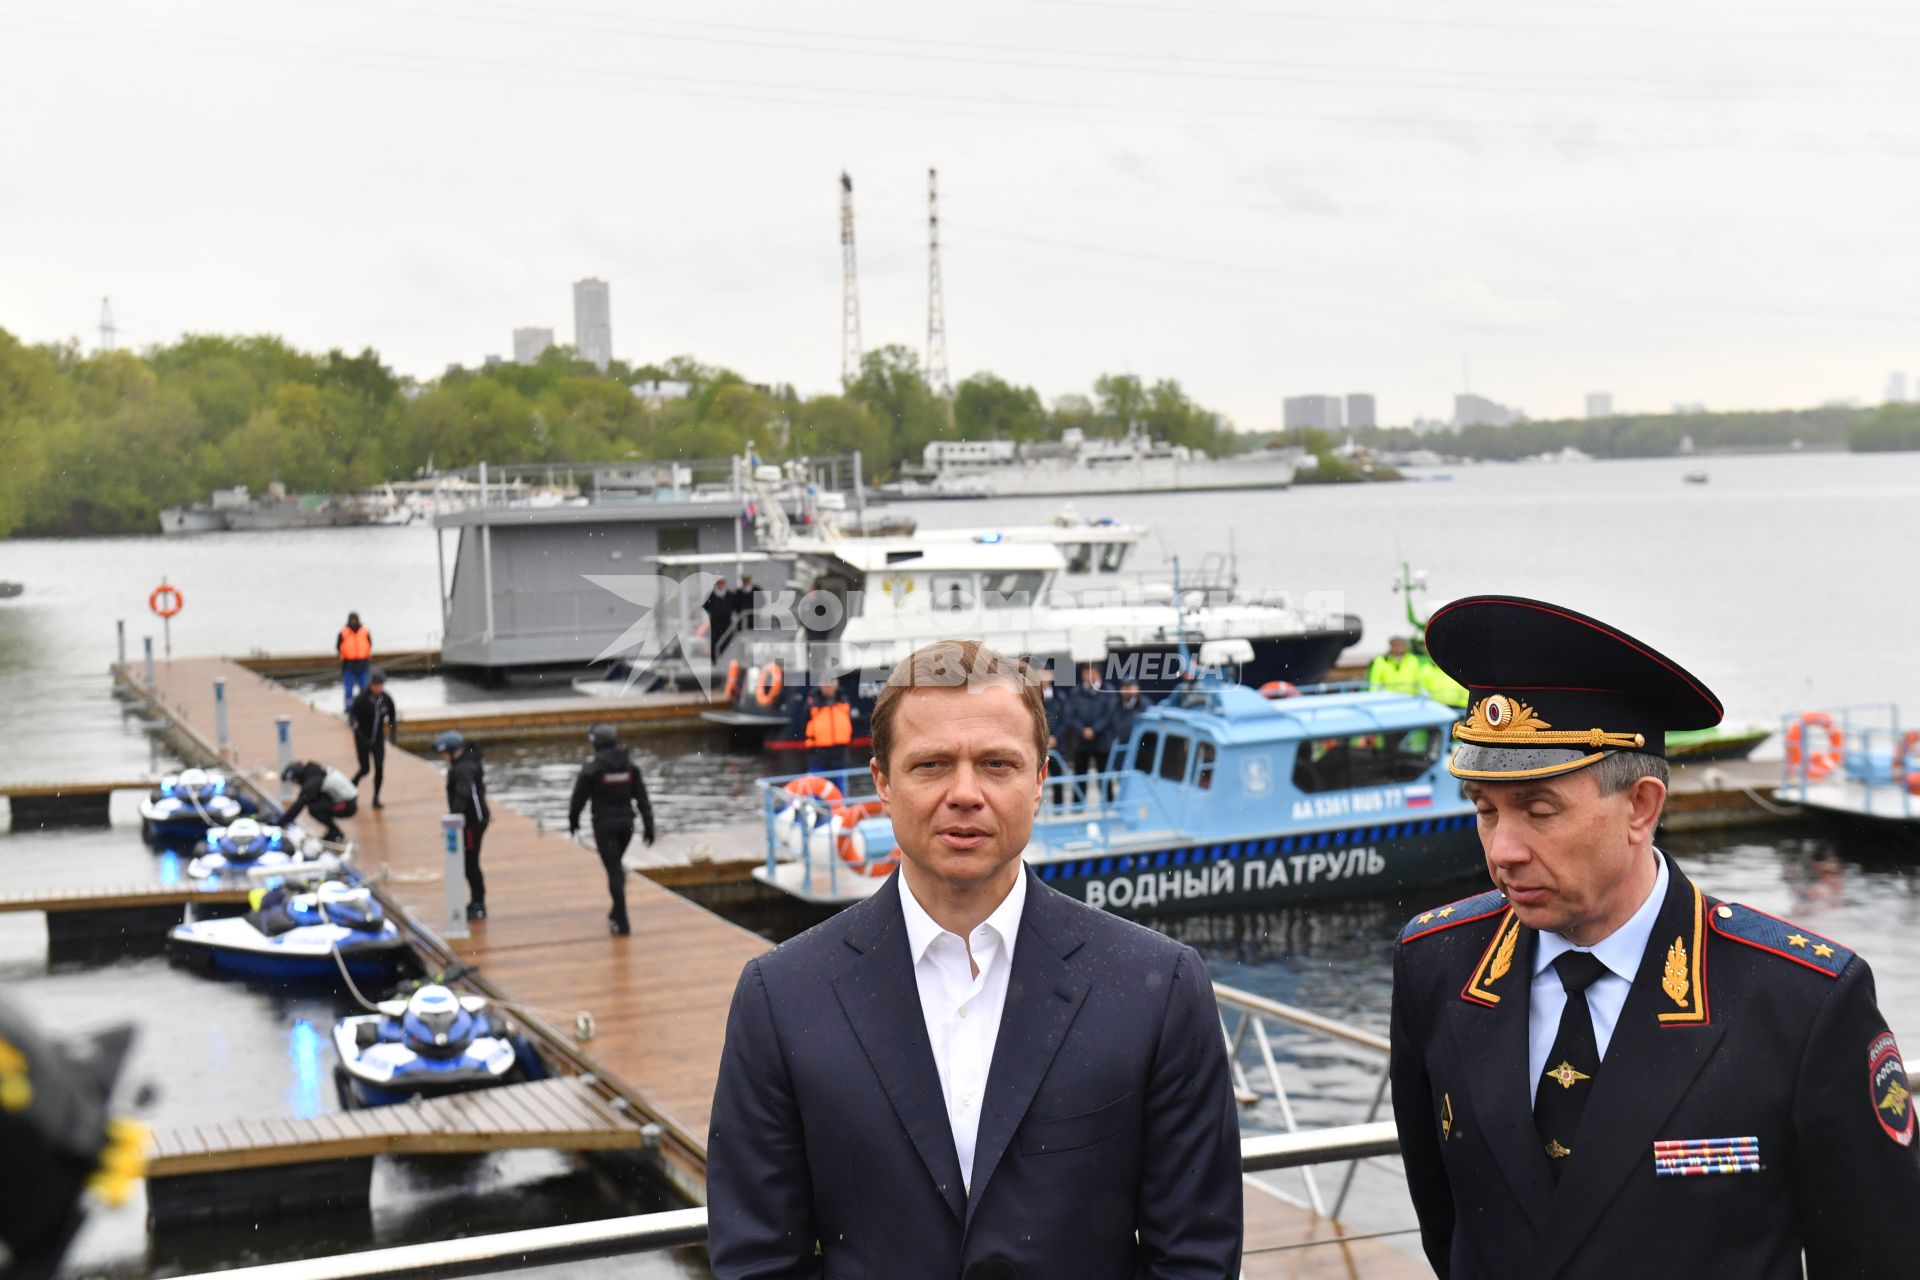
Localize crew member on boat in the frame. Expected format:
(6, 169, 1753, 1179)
(1367, 634, 1422, 695)
(803, 677, 855, 774)
(1390, 596, 1917, 1279)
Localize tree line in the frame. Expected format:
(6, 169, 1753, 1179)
(0, 329, 1242, 537)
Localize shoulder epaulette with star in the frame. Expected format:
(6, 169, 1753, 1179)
(1708, 901, 1854, 978)
(1399, 887, 1509, 944)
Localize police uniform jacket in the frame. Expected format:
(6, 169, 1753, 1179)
(347, 688, 398, 745)
(569, 746, 654, 841)
(445, 745, 489, 832)
(1391, 854, 1920, 1279)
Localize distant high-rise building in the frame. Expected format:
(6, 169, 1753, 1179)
(514, 327, 554, 364)
(1284, 394, 1344, 431)
(1454, 393, 1520, 428)
(1586, 392, 1613, 419)
(1345, 393, 1376, 430)
(573, 278, 612, 373)
(483, 354, 503, 369)
(1887, 371, 1908, 404)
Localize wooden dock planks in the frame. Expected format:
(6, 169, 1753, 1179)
(147, 1079, 644, 1177)
(0, 882, 253, 914)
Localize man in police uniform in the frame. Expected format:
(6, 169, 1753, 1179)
(1391, 595, 1918, 1279)
(569, 724, 655, 936)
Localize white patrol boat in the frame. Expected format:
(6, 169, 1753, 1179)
(750, 650, 1480, 913)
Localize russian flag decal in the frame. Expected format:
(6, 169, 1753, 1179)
(1405, 784, 1434, 808)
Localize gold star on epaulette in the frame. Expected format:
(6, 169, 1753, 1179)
(1437, 906, 1456, 918)
(1786, 933, 1809, 948)
(1812, 942, 1835, 958)
(1417, 912, 1435, 924)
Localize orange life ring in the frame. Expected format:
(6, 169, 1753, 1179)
(1894, 730, 1920, 794)
(754, 662, 784, 707)
(781, 774, 843, 806)
(1786, 712, 1843, 782)
(149, 584, 184, 619)
(722, 660, 742, 703)
(834, 800, 898, 877)
(1259, 680, 1299, 699)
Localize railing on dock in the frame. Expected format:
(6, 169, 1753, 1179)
(160, 1124, 1405, 1280)
(1778, 703, 1916, 820)
(1214, 982, 1394, 1221)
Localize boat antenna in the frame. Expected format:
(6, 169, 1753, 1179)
(1173, 554, 1192, 679)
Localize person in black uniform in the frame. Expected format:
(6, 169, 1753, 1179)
(1391, 596, 1918, 1279)
(568, 724, 655, 936)
(347, 667, 398, 809)
(279, 760, 355, 841)
(1063, 662, 1116, 802)
(434, 730, 490, 921)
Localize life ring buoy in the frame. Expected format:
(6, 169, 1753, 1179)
(723, 660, 742, 703)
(781, 774, 843, 806)
(149, 584, 184, 618)
(1894, 730, 1920, 794)
(754, 662, 784, 707)
(834, 801, 898, 877)
(1259, 680, 1299, 699)
(1786, 712, 1843, 782)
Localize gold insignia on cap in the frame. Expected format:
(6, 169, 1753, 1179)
(1662, 935, 1691, 1008)
(1454, 695, 1647, 751)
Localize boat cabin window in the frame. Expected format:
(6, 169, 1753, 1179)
(1065, 543, 1093, 574)
(1134, 730, 1159, 774)
(1291, 731, 1442, 793)
(1158, 733, 1190, 783)
(1099, 542, 1129, 573)
(930, 574, 975, 612)
(1195, 740, 1216, 790)
(979, 569, 1045, 606)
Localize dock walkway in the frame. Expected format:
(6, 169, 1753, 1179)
(128, 655, 764, 1196)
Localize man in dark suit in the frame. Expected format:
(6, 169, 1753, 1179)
(1391, 596, 1918, 1279)
(708, 638, 1242, 1279)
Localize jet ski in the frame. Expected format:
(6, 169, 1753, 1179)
(169, 879, 406, 982)
(184, 817, 348, 882)
(141, 767, 257, 845)
(330, 984, 546, 1108)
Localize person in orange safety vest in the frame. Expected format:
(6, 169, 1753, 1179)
(804, 677, 855, 775)
(337, 611, 373, 712)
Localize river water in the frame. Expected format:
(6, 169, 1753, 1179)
(2, 451, 1916, 1275)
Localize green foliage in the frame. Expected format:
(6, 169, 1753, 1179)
(1347, 405, 1867, 462)
(0, 324, 1261, 535)
(1850, 403, 1920, 452)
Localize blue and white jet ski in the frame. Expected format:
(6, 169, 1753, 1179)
(330, 984, 545, 1108)
(169, 879, 406, 982)
(184, 817, 348, 882)
(141, 767, 257, 845)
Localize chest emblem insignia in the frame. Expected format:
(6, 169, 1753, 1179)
(1546, 1060, 1591, 1090)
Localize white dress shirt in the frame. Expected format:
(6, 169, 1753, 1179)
(1528, 851, 1669, 1090)
(899, 869, 1028, 1192)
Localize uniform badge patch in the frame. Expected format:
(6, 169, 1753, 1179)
(1869, 1031, 1914, 1147)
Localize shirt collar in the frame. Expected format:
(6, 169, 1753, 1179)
(899, 867, 1028, 967)
(1534, 850, 1669, 982)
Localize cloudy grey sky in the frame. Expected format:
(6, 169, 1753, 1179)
(5, 0, 1919, 428)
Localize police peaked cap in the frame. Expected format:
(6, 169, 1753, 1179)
(1424, 595, 1723, 782)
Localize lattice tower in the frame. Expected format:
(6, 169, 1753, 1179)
(840, 172, 863, 386)
(925, 167, 951, 395)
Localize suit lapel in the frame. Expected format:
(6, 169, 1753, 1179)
(964, 872, 1090, 1229)
(831, 874, 969, 1224)
(1538, 860, 1724, 1276)
(1447, 911, 1554, 1238)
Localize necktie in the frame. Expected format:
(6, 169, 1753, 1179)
(1534, 950, 1610, 1174)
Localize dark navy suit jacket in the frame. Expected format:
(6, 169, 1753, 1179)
(707, 867, 1243, 1279)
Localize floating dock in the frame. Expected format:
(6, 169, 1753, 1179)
(0, 778, 159, 828)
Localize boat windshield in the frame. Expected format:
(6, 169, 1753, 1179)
(1292, 730, 1442, 793)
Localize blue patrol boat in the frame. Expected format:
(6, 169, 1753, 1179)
(751, 669, 1481, 913)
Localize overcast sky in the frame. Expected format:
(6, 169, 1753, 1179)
(5, 0, 1919, 428)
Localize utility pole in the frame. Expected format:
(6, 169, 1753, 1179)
(98, 297, 117, 353)
(925, 167, 951, 396)
(840, 172, 863, 387)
